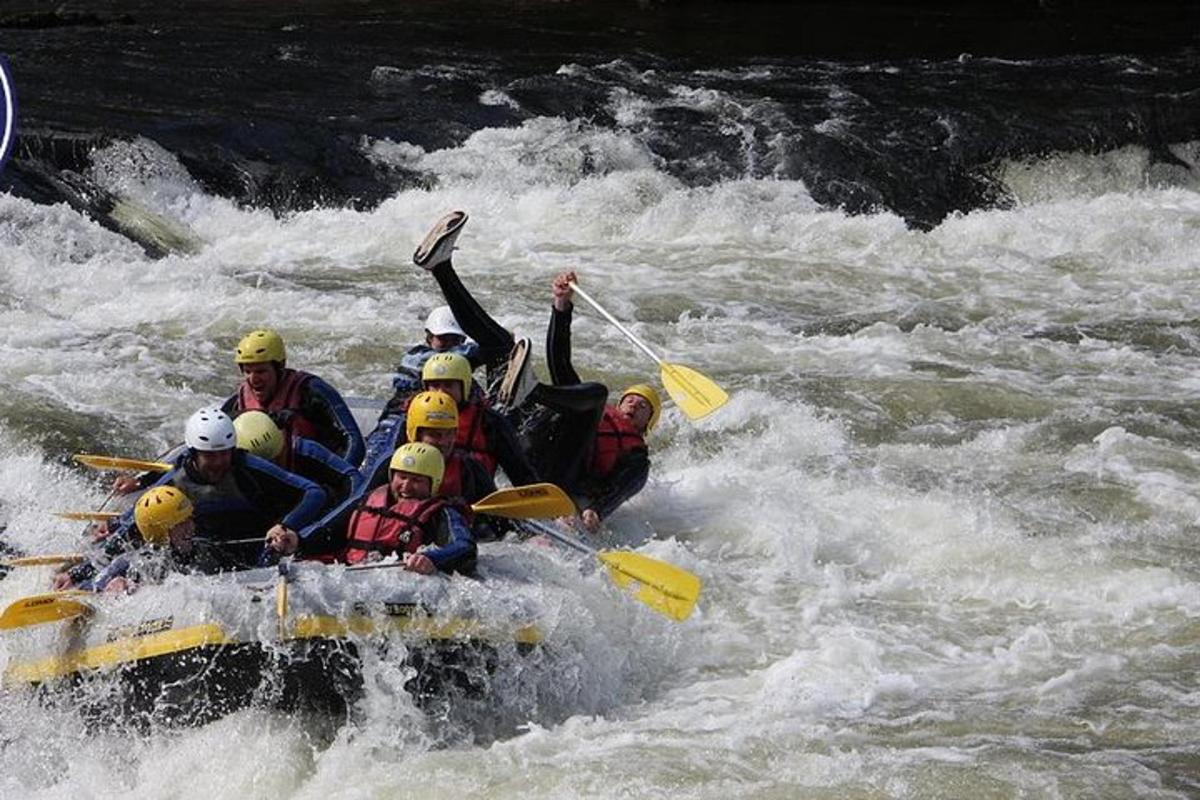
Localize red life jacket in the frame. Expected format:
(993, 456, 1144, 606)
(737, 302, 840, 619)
(440, 452, 465, 499)
(588, 406, 647, 478)
(343, 485, 447, 565)
(237, 368, 319, 448)
(455, 401, 497, 475)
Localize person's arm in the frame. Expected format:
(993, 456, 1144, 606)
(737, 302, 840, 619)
(219, 393, 240, 415)
(583, 450, 650, 522)
(422, 507, 477, 574)
(460, 454, 498, 505)
(431, 262, 514, 369)
(240, 453, 328, 531)
(296, 490, 362, 559)
(484, 409, 539, 485)
(301, 377, 366, 467)
(82, 554, 132, 593)
(547, 273, 581, 386)
(294, 437, 366, 505)
(463, 458, 514, 541)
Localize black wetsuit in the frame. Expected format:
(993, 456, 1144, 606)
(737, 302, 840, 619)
(517, 302, 650, 520)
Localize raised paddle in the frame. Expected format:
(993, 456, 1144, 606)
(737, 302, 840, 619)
(0, 591, 94, 630)
(568, 280, 728, 422)
(74, 454, 174, 472)
(520, 519, 702, 622)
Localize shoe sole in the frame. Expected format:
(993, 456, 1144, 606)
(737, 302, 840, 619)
(413, 211, 469, 268)
(498, 338, 532, 407)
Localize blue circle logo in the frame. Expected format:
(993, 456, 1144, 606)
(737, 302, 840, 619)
(0, 56, 15, 175)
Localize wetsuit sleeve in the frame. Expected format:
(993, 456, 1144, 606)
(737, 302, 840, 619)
(386, 343, 485, 418)
(425, 507, 477, 574)
(584, 451, 650, 521)
(389, 346, 432, 404)
(82, 554, 132, 592)
(484, 409, 539, 485)
(546, 303, 581, 386)
(464, 459, 512, 541)
(240, 454, 328, 531)
(294, 437, 366, 505)
(462, 455, 498, 505)
(431, 262, 514, 370)
(220, 393, 239, 415)
(301, 376, 366, 467)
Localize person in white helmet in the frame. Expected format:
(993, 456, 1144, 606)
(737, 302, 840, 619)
(77, 407, 328, 574)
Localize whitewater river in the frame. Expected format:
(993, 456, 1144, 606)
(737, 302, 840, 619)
(0, 25, 1198, 798)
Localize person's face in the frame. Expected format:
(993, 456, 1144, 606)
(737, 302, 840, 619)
(194, 448, 234, 483)
(426, 331, 465, 351)
(390, 470, 432, 499)
(618, 393, 653, 433)
(415, 426, 456, 457)
(423, 379, 464, 404)
(169, 517, 196, 555)
(240, 362, 280, 403)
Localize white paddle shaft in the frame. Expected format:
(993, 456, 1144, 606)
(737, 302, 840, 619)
(520, 519, 596, 556)
(568, 281, 665, 367)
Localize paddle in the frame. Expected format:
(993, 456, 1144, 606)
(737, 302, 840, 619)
(470, 483, 577, 519)
(54, 510, 120, 522)
(73, 454, 173, 472)
(0, 591, 94, 630)
(568, 281, 728, 421)
(1, 554, 85, 568)
(276, 559, 291, 640)
(520, 519, 702, 621)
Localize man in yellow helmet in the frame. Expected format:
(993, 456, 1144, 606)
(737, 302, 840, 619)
(222, 328, 366, 467)
(511, 270, 661, 532)
(338, 443, 476, 573)
(417, 352, 537, 487)
(274, 390, 506, 560)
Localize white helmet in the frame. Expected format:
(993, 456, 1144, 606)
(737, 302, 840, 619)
(185, 407, 236, 451)
(424, 305, 466, 338)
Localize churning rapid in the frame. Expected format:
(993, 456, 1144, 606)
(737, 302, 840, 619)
(1, 4, 1200, 797)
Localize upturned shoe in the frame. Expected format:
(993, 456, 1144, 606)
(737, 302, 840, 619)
(413, 210, 469, 270)
(496, 337, 537, 411)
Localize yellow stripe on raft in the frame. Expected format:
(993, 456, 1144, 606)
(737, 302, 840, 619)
(5, 616, 543, 686)
(4, 623, 233, 685)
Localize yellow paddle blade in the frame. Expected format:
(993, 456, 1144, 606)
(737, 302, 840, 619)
(54, 511, 120, 522)
(0, 592, 94, 630)
(2, 554, 84, 568)
(598, 551, 702, 621)
(470, 483, 577, 519)
(74, 454, 173, 472)
(661, 362, 728, 421)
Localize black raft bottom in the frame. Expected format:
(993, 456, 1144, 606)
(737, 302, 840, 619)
(40, 638, 524, 730)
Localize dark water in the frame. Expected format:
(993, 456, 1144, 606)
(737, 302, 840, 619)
(1, 1, 1198, 245)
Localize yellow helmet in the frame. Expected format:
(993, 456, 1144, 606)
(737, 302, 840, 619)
(621, 383, 662, 431)
(406, 390, 459, 443)
(421, 352, 472, 398)
(235, 329, 286, 365)
(134, 486, 194, 546)
(234, 410, 285, 460)
(389, 442, 445, 494)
